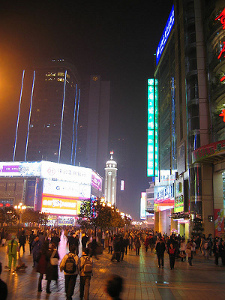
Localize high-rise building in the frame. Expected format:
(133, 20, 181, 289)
(152, 0, 225, 237)
(14, 59, 80, 165)
(85, 75, 110, 177)
(104, 151, 117, 206)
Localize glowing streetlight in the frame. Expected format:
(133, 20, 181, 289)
(14, 203, 26, 226)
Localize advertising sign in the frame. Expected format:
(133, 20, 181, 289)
(156, 5, 175, 65)
(140, 192, 146, 220)
(91, 171, 102, 191)
(147, 78, 158, 177)
(43, 179, 91, 199)
(214, 209, 224, 237)
(174, 178, 184, 213)
(0, 161, 41, 177)
(192, 140, 225, 163)
(41, 161, 92, 184)
(42, 194, 81, 215)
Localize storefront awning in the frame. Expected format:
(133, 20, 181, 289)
(192, 140, 225, 164)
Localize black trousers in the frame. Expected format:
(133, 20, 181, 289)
(169, 256, 175, 269)
(65, 274, 77, 300)
(157, 254, 164, 267)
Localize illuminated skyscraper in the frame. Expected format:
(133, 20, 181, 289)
(13, 59, 80, 165)
(104, 151, 117, 206)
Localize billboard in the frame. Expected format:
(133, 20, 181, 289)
(174, 178, 184, 213)
(42, 194, 81, 215)
(140, 192, 146, 220)
(43, 179, 91, 199)
(40, 161, 92, 183)
(0, 161, 41, 177)
(91, 171, 102, 191)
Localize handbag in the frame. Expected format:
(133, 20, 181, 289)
(50, 250, 59, 266)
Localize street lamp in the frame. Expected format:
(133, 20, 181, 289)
(14, 203, 26, 226)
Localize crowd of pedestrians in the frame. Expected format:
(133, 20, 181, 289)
(1, 226, 225, 299)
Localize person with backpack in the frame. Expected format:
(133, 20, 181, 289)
(60, 244, 80, 300)
(79, 248, 93, 300)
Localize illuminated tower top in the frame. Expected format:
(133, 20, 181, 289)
(104, 151, 117, 206)
(106, 151, 117, 169)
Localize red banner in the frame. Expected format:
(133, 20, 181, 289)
(214, 209, 224, 237)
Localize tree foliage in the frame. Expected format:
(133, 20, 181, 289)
(78, 199, 129, 230)
(0, 207, 19, 226)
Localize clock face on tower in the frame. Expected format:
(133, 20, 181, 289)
(92, 76, 98, 81)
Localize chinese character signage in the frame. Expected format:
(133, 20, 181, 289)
(147, 79, 158, 177)
(156, 5, 174, 65)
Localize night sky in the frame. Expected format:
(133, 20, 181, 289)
(0, 0, 173, 220)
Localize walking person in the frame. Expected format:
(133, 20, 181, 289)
(79, 248, 93, 300)
(19, 230, 26, 254)
(46, 242, 60, 291)
(108, 235, 113, 254)
(29, 230, 36, 255)
(32, 236, 41, 268)
(37, 241, 51, 293)
(180, 238, 186, 262)
(90, 238, 99, 260)
(60, 245, 80, 300)
(111, 235, 121, 262)
(213, 240, 220, 265)
(156, 238, 166, 268)
(144, 235, 149, 252)
(186, 241, 193, 266)
(120, 236, 125, 261)
(168, 243, 176, 270)
(134, 236, 141, 256)
(7, 235, 19, 272)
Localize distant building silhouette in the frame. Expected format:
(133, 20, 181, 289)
(77, 75, 110, 177)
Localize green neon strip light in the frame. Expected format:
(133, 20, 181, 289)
(147, 79, 158, 177)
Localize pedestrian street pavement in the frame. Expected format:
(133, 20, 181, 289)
(1, 239, 225, 300)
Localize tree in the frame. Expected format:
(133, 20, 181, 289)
(4, 207, 19, 226)
(111, 209, 125, 228)
(22, 209, 40, 224)
(192, 217, 204, 236)
(38, 212, 48, 226)
(94, 204, 112, 230)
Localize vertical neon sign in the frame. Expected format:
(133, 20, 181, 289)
(147, 79, 158, 177)
(215, 8, 225, 82)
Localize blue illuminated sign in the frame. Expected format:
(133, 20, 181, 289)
(156, 5, 174, 65)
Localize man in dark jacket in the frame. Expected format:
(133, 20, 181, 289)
(156, 239, 166, 268)
(19, 231, 26, 253)
(29, 231, 36, 254)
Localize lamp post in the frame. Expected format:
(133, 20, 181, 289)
(14, 203, 26, 227)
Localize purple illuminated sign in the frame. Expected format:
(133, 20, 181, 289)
(0, 165, 20, 173)
(91, 172, 102, 191)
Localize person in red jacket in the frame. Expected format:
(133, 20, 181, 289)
(168, 243, 176, 270)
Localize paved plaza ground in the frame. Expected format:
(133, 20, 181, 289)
(1, 237, 225, 300)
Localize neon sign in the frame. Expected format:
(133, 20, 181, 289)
(218, 41, 225, 59)
(147, 79, 158, 177)
(216, 9, 225, 60)
(156, 5, 174, 65)
(219, 109, 225, 122)
(220, 76, 225, 82)
(215, 8, 225, 29)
